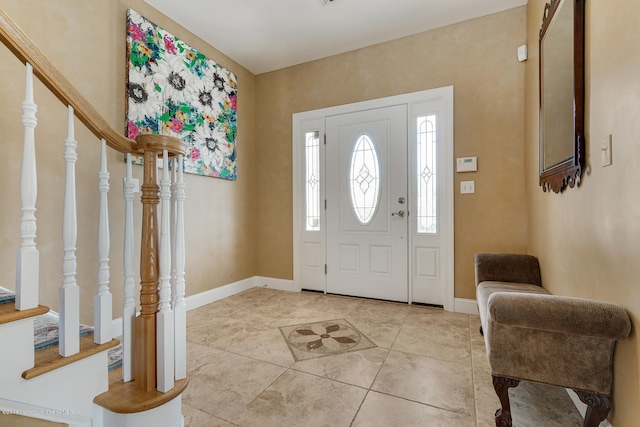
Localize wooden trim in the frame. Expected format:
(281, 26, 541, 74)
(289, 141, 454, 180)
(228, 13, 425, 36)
(94, 368, 189, 414)
(0, 303, 48, 325)
(22, 333, 119, 380)
(0, 8, 136, 154)
(136, 134, 187, 156)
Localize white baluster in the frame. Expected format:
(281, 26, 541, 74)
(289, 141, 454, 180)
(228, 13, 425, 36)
(157, 149, 174, 392)
(122, 153, 136, 382)
(173, 155, 187, 380)
(94, 139, 112, 344)
(16, 63, 39, 310)
(59, 105, 79, 357)
(170, 159, 177, 308)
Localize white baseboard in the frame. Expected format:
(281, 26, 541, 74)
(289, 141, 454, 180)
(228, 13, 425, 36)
(454, 298, 479, 315)
(111, 317, 123, 339)
(107, 284, 473, 335)
(254, 276, 298, 292)
(109, 276, 295, 335)
(566, 389, 613, 427)
(185, 277, 257, 311)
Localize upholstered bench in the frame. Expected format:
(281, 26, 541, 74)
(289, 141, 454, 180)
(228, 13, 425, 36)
(474, 253, 631, 427)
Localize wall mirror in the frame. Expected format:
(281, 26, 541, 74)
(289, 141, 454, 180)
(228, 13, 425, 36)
(539, 0, 585, 193)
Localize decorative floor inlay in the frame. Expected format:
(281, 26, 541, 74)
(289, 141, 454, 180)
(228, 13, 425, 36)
(280, 319, 375, 361)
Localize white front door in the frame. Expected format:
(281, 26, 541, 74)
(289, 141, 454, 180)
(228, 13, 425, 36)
(325, 105, 408, 302)
(293, 86, 454, 310)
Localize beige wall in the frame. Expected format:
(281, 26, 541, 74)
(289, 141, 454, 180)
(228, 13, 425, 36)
(4, 0, 637, 423)
(525, 0, 640, 424)
(255, 7, 528, 299)
(0, 0, 257, 324)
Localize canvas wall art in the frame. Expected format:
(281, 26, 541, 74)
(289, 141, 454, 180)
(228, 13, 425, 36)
(126, 9, 237, 180)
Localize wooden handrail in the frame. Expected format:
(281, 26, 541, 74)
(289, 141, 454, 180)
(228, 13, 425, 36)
(0, 7, 136, 154)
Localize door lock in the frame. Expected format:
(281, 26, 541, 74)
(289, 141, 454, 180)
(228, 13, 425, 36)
(391, 210, 406, 218)
(398, 197, 406, 204)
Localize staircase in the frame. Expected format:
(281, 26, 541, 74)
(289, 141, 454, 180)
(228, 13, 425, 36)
(0, 292, 118, 426)
(0, 7, 189, 427)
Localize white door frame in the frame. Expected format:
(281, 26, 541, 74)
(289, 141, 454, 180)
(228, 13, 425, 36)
(292, 86, 454, 311)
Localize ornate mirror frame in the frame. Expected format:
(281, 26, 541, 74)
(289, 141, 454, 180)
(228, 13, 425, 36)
(539, 0, 585, 193)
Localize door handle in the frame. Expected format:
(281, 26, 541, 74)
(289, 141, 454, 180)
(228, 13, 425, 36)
(391, 210, 406, 218)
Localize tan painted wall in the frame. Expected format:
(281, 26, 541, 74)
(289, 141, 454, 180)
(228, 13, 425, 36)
(525, 0, 640, 424)
(0, 0, 257, 324)
(255, 7, 528, 299)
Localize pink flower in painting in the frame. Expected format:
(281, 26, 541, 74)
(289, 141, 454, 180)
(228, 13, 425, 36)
(190, 147, 201, 160)
(229, 94, 237, 111)
(127, 120, 140, 139)
(129, 23, 144, 41)
(170, 119, 183, 133)
(163, 35, 177, 55)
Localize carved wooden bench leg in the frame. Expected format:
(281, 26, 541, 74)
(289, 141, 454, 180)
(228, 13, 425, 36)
(492, 375, 520, 427)
(574, 391, 611, 427)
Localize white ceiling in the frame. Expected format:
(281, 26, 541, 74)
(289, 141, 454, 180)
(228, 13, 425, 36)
(144, 0, 527, 75)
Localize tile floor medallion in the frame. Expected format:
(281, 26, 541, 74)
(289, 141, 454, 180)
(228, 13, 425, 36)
(280, 318, 375, 361)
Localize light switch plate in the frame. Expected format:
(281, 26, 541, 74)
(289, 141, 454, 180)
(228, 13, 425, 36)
(460, 180, 475, 194)
(602, 134, 612, 167)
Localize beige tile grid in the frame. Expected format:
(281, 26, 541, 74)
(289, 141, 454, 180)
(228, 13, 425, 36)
(183, 287, 583, 427)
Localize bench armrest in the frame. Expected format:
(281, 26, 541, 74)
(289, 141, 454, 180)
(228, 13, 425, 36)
(488, 292, 631, 340)
(474, 253, 542, 287)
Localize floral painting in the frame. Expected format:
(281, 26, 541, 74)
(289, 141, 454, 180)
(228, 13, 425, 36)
(126, 9, 237, 179)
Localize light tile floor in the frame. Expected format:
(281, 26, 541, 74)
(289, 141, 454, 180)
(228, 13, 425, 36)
(182, 288, 584, 427)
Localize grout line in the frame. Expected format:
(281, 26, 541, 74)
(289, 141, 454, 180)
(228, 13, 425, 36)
(468, 314, 483, 423)
(185, 288, 582, 426)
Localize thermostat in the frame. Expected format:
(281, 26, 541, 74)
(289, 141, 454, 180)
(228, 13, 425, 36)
(456, 156, 477, 172)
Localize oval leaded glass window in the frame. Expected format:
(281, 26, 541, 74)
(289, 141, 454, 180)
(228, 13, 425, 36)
(349, 134, 381, 225)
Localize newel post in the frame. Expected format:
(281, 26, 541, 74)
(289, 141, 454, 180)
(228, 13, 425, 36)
(134, 135, 186, 392)
(135, 146, 159, 392)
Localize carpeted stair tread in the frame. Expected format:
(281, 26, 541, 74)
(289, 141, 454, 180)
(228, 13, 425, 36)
(0, 286, 16, 305)
(23, 333, 120, 380)
(30, 308, 96, 352)
(34, 311, 93, 351)
(33, 311, 122, 371)
(1, 287, 122, 370)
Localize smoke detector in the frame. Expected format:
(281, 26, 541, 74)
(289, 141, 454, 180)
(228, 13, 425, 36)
(318, 0, 336, 5)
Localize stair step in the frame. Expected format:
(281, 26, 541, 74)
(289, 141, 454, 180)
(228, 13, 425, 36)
(33, 311, 93, 351)
(0, 287, 123, 371)
(94, 368, 189, 414)
(22, 333, 120, 380)
(0, 302, 49, 325)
